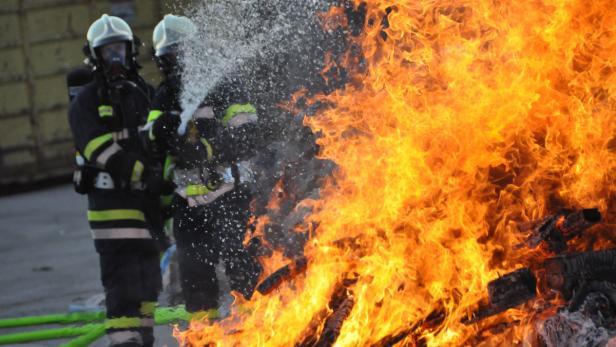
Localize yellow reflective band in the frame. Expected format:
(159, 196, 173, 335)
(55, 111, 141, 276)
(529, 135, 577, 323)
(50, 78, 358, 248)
(148, 126, 156, 141)
(147, 110, 163, 123)
(200, 138, 213, 161)
(84, 133, 113, 161)
(98, 105, 113, 118)
(164, 218, 173, 235)
(189, 309, 220, 321)
(131, 160, 144, 183)
(91, 228, 151, 239)
(222, 103, 257, 125)
(163, 155, 174, 180)
(185, 184, 211, 196)
(87, 209, 146, 222)
(105, 317, 142, 329)
(140, 301, 157, 316)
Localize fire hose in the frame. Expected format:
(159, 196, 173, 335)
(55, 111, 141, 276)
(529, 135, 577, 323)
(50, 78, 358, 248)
(0, 306, 196, 346)
(0, 245, 191, 347)
(0, 243, 255, 347)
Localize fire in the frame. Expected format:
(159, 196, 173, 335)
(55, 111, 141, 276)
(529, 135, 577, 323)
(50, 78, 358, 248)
(266, 178, 286, 212)
(176, 0, 616, 346)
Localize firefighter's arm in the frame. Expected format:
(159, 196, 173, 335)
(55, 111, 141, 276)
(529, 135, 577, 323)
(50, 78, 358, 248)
(68, 99, 169, 193)
(143, 109, 182, 156)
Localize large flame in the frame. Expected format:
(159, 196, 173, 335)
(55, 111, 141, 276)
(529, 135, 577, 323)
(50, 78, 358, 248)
(176, 0, 616, 345)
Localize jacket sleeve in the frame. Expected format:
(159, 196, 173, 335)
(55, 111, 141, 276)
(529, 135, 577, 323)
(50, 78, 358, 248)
(140, 84, 181, 160)
(68, 96, 146, 186)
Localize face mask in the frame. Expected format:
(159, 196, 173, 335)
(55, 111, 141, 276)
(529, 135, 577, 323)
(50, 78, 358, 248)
(157, 51, 180, 80)
(99, 42, 129, 81)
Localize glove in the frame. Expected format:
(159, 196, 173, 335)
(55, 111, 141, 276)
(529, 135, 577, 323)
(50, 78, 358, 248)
(151, 112, 180, 143)
(143, 167, 175, 196)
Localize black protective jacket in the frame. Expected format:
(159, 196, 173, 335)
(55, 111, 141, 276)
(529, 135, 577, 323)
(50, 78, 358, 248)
(147, 76, 262, 198)
(68, 76, 157, 253)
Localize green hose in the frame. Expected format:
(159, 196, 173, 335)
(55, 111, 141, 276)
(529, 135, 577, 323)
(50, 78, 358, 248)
(0, 306, 199, 329)
(0, 324, 101, 345)
(0, 311, 105, 329)
(60, 325, 106, 347)
(156, 306, 191, 324)
(0, 306, 223, 345)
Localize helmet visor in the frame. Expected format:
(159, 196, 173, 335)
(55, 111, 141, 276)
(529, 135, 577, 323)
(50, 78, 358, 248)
(99, 42, 128, 67)
(156, 50, 179, 75)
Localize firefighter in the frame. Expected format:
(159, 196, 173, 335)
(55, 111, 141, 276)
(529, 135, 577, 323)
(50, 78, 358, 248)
(67, 48, 171, 255)
(67, 14, 172, 347)
(146, 14, 262, 317)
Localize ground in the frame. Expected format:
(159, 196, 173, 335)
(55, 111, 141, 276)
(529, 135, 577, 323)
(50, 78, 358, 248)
(0, 184, 177, 347)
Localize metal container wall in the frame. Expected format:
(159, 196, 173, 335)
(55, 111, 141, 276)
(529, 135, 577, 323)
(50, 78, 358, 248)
(0, 0, 182, 185)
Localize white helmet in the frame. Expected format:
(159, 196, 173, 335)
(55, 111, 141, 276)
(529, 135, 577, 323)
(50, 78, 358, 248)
(152, 14, 197, 57)
(86, 14, 134, 60)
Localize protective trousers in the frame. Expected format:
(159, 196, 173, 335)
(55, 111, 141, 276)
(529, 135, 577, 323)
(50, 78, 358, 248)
(99, 251, 162, 347)
(172, 187, 261, 313)
(172, 196, 220, 313)
(214, 186, 262, 299)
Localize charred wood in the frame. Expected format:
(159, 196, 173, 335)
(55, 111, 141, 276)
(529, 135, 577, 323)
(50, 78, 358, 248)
(462, 268, 536, 325)
(295, 309, 329, 347)
(371, 306, 446, 347)
(297, 275, 359, 347)
(568, 281, 616, 312)
(541, 248, 616, 301)
(560, 209, 602, 239)
(488, 268, 537, 308)
(257, 256, 308, 295)
(315, 295, 354, 347)
(464, 249, 616, 325)
(519, 208, 601, 253)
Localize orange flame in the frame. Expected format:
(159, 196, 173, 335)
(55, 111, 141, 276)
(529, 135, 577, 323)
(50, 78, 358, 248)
(176, 0, 616, 345)
(266, 178, 286, 211)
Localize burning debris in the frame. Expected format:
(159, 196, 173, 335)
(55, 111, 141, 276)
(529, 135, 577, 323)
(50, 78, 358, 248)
(174, 0, 616, 345)
(256, 256, 308, 295)
(542, 249, 616, 306)
(371, 306, 446, 347)
(538, 304, 615, 347)
(465, 207, 607, 326)
(464, 246, 616, 345)
(462, 268, 536, 325)
(517, 209, 602, 254)
(313, 289, 355, 347)
(297, 274, 358, 347)
(464, 248, 616, 323)
(537, 248, 616, 346)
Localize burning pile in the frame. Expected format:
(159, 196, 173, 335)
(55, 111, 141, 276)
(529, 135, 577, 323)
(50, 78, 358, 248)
(176, 0, 616, 345)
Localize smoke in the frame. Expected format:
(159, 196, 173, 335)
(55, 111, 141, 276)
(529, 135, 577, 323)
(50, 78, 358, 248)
(178, 0, 333, 133)
(174, 0, 354, 257)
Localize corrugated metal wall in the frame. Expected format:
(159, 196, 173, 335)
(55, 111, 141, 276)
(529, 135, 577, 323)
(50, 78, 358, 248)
(0, 0, 185, 186)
